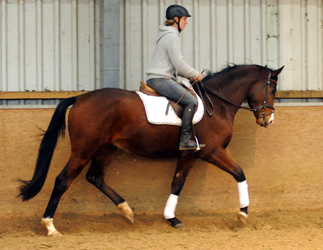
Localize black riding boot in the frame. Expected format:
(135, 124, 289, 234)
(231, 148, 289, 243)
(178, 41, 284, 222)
(179, 102, 205, 150)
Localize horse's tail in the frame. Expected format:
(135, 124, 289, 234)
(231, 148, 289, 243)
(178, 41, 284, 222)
(18, 96, 78, 201)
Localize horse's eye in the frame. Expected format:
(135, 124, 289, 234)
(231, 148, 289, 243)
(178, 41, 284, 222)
(271, 88, 277, 94)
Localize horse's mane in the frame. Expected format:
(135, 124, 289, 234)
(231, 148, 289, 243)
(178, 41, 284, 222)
(202, 64, 273, 83)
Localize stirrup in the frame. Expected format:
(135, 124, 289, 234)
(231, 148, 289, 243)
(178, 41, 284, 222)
(193, 136, 204, 151)
(179, 139, 205, 151)
(179, 143, 196, 151)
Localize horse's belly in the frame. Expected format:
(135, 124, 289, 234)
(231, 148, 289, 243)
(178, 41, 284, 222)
(113, 140, 180, 159)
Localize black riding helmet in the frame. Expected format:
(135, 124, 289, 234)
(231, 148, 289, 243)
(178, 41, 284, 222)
(166, 5, 191, 33)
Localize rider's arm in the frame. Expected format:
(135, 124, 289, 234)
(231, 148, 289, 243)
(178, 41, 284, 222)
(166, 34, 200, 79)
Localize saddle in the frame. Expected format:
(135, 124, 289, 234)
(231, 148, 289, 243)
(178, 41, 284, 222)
(139, 81, 198, 117)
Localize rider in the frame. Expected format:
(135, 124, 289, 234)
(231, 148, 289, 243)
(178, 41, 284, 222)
(146, 5, 205, 151)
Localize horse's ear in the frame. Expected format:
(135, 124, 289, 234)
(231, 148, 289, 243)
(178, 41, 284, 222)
(272, 66, 284, 76)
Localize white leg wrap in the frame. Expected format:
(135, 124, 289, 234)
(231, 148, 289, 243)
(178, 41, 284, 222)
(238, 181, 249, 208)
(164, 194, 178, 219)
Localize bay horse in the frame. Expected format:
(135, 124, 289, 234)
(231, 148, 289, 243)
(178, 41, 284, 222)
(18, 64, 284, 236)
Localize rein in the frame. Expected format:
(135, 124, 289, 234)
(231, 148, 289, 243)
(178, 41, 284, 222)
(196, 69, 276, 120)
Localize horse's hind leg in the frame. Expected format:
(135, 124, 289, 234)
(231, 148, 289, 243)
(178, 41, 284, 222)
(41, 156, 90, 236)
(86, 145, 134, 223)
(164, 157, 196, 229)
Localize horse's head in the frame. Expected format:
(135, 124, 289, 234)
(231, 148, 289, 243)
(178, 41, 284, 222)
(247, 66, 284, 127)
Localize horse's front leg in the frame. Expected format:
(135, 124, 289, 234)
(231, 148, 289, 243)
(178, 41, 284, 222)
(164, 157, 196, 229)
(203, 148, 249, 224)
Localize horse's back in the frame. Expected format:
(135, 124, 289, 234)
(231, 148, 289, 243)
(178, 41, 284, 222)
(68, 88, 145, 139)
(72, 88, 143, 114)
(78, 88, 139, 103)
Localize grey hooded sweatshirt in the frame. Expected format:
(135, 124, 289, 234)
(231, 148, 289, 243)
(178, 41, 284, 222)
(146, 26, 200, 81)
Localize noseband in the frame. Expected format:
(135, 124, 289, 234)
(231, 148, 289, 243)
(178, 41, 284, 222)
(196, 69, 276, 123)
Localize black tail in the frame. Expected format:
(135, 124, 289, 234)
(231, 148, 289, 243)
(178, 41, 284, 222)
(18, 96, 78, 201)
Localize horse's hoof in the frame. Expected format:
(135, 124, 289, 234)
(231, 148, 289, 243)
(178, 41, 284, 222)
(48, 231, 62, 237)
(173, 223, 185, 229)
(41, 217, 62, 237)
(124, 213, 135, 224)
(118, 201, 134, 224)
(237, 211, 248, 224)
(167, 217, 184, 229)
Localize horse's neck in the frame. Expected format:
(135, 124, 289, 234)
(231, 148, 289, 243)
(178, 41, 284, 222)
(208, 75, 252, 109)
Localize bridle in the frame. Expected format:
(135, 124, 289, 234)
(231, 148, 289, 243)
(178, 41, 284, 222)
(248, 70, 276, 123)
(196, 69, 276, 124)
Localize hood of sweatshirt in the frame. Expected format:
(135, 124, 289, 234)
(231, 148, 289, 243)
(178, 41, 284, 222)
(156, 26, 179, 43)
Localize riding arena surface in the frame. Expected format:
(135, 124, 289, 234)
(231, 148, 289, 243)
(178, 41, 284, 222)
(1, 107, 323, 249)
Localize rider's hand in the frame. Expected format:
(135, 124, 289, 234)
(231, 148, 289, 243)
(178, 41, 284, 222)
(190, 73, 203, 83)
(196, 73, 203, 82)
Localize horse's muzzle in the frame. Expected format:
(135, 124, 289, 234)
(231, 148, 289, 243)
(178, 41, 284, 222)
(256, 113, 274, 127)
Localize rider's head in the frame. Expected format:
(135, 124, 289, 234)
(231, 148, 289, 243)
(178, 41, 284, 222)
(165, 5, 191, 33)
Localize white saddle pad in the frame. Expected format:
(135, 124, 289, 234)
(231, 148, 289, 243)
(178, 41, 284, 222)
(136, 91, 204, 126)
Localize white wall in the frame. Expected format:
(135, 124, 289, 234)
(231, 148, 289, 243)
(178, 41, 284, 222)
(0, 0, 100, 92)
(279, 0, 323, 91)
(1, 0, 323, 95)
(120, 0, 323, 92)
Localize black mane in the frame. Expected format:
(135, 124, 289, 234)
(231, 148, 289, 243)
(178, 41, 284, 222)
(202, 64, 273, 83)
